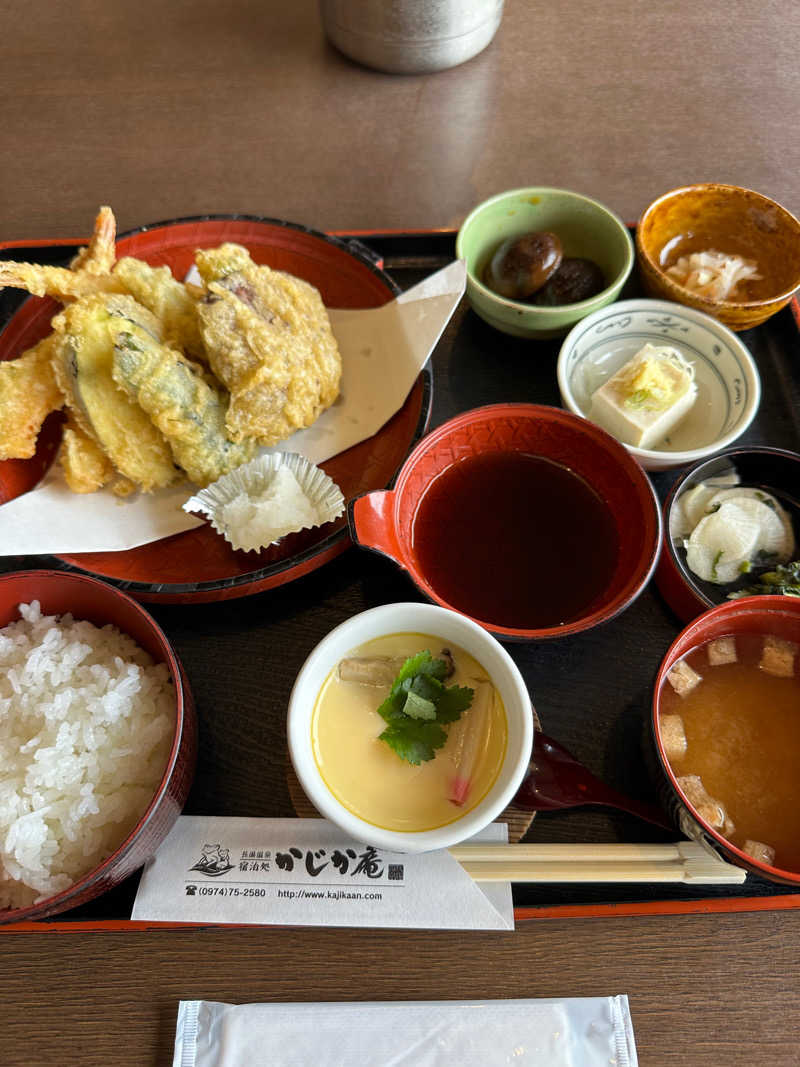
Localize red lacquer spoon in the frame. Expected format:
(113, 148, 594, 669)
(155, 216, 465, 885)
(514, 730, 673, 833)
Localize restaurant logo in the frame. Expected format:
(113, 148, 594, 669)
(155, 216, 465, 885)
(188, 843, 235, 878)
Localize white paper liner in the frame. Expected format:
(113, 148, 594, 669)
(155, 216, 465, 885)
(182, 453, 344, 552)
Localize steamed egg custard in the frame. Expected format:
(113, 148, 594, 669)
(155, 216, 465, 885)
(311, 634, 508, 832)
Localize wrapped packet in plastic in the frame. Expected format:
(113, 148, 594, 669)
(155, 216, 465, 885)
(173, 996, 638, 1067)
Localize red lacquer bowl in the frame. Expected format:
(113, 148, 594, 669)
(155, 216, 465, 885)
(0, 570, 197, 924)
(349, 403, 662, 641)
(652, 596, 800, 886)
(0, 216, 431, 603)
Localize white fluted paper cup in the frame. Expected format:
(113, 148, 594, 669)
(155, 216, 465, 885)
(183, 453, 344, 552)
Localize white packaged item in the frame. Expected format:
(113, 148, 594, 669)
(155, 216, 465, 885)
(173, 996, 638, 1067)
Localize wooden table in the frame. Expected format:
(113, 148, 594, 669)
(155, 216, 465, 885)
(2, 0, 800, 239)
(2, 2, 800, 1064)
(3, 912, 797, 1064)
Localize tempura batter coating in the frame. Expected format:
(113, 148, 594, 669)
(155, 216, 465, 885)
(70, 206, 117, 276)
(0, 208, 124, 302)
(195, 243, 253, 285)
(195, 244, 341, 446)
(0, 262, 124, 302)
(113, 257, 205, 361)
(51, 296, 178, 491)
(58, 415, 116, 493)
(0, 336, 64, 460)
(112, 332, 256, 487)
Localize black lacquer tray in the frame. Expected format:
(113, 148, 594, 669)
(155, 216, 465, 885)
(2, 229, 799, 929)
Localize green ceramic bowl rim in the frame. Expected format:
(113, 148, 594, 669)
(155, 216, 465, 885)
(636, 182, 800, 310)
(455, 186, 635, 315)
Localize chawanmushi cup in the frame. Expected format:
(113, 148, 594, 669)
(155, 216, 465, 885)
(651, 595, 800, 886)
(348, 403, 662, 641)
(287, 602, 534, 853)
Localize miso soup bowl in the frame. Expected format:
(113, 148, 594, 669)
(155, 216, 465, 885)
(287, 602, 534, 853)
(348, 404, 662, 641)
(651, 595, 800, 886)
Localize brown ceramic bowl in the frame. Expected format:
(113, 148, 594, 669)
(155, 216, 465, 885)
(0, 570, 197, 923)
(651, 596, 800, 885)
(636, 183, 800, 330)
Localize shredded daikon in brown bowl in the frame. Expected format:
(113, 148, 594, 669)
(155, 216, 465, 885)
(636, 183, 800, 331)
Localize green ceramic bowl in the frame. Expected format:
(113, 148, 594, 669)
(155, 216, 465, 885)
(455, 187, 635, 339)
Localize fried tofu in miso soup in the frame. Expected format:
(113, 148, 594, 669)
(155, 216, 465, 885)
(660, 632, 800, 871)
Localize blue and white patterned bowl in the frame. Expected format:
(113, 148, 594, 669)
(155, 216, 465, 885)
(556, 299, 761, 471)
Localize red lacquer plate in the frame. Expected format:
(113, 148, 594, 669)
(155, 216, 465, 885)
(0, 216, 433, 603)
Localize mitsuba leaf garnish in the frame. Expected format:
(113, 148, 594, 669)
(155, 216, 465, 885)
(376, 651, 474, 765)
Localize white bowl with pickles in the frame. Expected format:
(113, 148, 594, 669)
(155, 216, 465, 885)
(287, 603, 534, 853)
(556, 298, 761, 471)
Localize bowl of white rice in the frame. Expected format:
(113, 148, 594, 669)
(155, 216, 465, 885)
(0, 569, 196, 923)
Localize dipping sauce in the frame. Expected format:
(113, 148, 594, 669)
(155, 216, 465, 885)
(312, 634, 507, 832)
(659, 632, 800, 871)
(411, 452, 619, 629)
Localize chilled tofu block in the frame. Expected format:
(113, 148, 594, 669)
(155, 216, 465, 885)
(667, 659, 702, 696)
(708, 636, 738, 666)
(743, 840, 776, 866)
(677, 774, 732, 833)
(660, 713, 687, 759)
(589, 343, 697, 449)
(760, 635, 797, 678)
